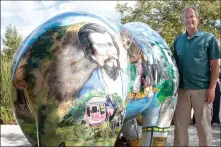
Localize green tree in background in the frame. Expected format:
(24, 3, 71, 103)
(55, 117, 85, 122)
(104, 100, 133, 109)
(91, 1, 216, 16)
(2, 24, 23, 58)
(116, 0, 221, 51)
(1, 24, 23, 124)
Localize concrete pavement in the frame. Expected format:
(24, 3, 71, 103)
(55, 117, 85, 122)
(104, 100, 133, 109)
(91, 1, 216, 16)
(167, 125, 221, 146)
(1, 125, 220, 146)
(1, 125, 32, 146)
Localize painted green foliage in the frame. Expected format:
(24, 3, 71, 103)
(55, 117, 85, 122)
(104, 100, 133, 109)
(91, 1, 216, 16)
(26, 35, 54, 65)
(17, 116, 37, 142)
(156, 80, 174, 103)
(127, 63, 139, 92)
(24, 30, 54, 86)
(55, 26, 68, 40)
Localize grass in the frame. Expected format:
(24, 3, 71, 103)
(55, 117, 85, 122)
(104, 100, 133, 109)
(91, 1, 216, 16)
(0, 55, 16, 124)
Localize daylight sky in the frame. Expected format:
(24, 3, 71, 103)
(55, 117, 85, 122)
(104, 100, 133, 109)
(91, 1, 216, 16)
(1, 1, 136, 51)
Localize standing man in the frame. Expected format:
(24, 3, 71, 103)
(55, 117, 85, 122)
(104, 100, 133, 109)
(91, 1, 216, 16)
(173, 6, 221, 146)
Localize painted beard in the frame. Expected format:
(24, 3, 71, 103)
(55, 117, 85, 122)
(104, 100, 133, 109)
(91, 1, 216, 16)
(102, 57, 120, 81)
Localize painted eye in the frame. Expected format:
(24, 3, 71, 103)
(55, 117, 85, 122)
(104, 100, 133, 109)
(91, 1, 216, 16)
(108, 43, 114, 47)
(96, 43, 105, 47)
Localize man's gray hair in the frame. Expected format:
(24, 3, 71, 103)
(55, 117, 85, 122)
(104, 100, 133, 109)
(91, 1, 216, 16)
(182, 6, 200, 19)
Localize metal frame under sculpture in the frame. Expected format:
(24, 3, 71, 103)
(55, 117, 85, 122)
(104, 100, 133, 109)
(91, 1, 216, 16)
(11, 11, 179, 147)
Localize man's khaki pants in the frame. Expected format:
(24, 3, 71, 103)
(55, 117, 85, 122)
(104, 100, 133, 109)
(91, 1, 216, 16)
(174, 89, 212, 146)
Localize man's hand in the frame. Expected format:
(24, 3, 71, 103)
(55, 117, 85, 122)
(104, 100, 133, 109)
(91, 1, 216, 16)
(205, 88, 215, 104)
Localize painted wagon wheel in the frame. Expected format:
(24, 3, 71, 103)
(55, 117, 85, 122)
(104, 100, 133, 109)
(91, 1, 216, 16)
(74, 120, 92, 139)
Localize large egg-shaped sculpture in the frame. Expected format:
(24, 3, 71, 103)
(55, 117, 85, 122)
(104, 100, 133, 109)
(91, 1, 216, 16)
(11, 11, 179, 147)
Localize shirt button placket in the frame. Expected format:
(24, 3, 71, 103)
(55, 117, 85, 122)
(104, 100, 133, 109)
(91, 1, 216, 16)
(183, 39, 190, 89)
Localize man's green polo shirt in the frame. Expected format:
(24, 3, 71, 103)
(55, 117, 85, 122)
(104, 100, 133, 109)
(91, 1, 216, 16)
(174, 29, 221, 89)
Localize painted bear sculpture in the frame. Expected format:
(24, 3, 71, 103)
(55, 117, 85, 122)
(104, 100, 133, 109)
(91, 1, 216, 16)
(11, 12, 179, 147)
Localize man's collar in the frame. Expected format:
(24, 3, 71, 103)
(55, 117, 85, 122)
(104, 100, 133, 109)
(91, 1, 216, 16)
(194, 29, 201, 36)
(185, 29, 201, 38)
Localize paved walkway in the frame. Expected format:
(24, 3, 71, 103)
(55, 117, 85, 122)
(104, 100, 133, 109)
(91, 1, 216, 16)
(1, 125, 32, 146)
(167, 125, 221, 146)
(1, 125, 220, 146)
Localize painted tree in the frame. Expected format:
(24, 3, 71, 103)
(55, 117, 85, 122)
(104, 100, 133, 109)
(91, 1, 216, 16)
(116, 0, 221, 51)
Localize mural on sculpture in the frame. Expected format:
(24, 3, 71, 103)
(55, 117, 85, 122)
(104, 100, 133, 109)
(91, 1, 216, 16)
(12, 13, 129, 146)
(119, 22, 179, 146)
(11, 12, 179, 147)
(120, 22, 178, 122)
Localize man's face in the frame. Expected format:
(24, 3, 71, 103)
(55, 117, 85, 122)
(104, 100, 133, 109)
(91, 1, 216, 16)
(183, 8, 199, 31)
(88, 32, 120, 80)
(88, 32, 118, 67)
